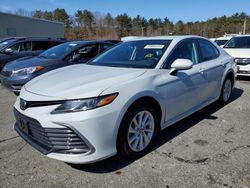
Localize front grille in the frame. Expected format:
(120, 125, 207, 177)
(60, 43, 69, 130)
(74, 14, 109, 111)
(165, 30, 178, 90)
(1, 70, 12, 77)
(14, 108, 90, 154)
(237, 63, 248, 66)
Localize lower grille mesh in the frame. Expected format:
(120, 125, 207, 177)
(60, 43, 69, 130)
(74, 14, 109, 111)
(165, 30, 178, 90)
(14, 108, 90, 154)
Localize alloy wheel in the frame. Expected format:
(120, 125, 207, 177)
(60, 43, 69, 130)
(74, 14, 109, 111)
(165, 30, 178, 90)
(223, 79, 232, 102)
(127, 110, 155, 152)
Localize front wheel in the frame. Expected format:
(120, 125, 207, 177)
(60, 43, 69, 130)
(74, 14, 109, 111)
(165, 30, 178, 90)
(117, 103, 160, 159)
(219, 78, 233, 104)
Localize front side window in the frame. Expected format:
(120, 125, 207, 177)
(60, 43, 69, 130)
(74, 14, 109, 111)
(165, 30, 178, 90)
(163, 39, 198, 69)
(10, 42, 32, 52)
(197, 39, 219, 62)
(224, 36, 250, 48)
(75, 44, 99, 63)
(89, 40, 171, 68)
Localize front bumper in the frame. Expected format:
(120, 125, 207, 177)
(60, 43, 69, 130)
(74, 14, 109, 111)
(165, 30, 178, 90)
(237, 64, 250, 76)
(0, 74, 30, 93)
(14, 108, 93, 155)
(14, 97, 121, 164)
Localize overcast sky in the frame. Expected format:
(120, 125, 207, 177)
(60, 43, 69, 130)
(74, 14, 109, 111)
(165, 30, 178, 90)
(0, 0, 250, 22)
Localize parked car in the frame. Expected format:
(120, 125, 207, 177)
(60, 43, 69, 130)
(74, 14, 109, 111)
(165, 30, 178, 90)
(0, 37, 66, 71)
(0, 40, 119, 94)
(223, 35, 250, 76)
(214, 34, 238, 47)
(13, 36, 236, 164)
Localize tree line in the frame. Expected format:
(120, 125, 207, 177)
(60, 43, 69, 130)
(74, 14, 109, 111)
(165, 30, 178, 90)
(15, 8, 250, 40)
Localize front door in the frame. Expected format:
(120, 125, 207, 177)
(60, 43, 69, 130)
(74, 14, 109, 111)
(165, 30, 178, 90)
(159, 38, 207, 124)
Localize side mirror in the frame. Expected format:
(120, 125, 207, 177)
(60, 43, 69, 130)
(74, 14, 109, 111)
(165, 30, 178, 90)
(4, 48, 14, 54)
(71, 54, 81, 62)
(169, 59, 193, 75)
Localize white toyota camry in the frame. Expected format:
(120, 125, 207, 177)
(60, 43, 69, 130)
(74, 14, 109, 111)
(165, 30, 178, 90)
(14, 36, 236, 164)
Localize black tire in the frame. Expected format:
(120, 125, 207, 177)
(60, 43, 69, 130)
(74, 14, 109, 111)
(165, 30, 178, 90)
(117, 102, 160, 159)
(219, 77, 233, 104)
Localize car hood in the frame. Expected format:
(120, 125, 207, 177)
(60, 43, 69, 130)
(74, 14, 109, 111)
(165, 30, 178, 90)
(24, 64, 146, 100)
(223, 48, 250, 58)
(3, 56, 56, 71)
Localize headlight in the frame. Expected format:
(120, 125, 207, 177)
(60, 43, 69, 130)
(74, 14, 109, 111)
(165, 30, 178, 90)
(12, 66, 44, 76)
(234, 58, 250, 64)
(51, 93, 118, 114)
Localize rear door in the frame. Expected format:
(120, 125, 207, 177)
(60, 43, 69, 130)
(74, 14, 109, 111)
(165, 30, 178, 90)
(196, 38, 224, 100)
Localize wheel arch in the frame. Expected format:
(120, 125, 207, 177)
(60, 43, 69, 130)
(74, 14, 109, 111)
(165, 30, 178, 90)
(222, 69, 235, 89)
(112, 91, 165, 148)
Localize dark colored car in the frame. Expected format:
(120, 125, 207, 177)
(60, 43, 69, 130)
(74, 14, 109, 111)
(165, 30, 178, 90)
(0, 40, 120, 94)
(0, 37, 66, 71)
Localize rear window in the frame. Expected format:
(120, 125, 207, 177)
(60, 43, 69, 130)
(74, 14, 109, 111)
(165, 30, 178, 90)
(224, 37, 250, 48)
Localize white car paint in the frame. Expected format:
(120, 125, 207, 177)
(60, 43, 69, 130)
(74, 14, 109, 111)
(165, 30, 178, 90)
(224, 35, 250, 76)
(14, 36, 235, 164)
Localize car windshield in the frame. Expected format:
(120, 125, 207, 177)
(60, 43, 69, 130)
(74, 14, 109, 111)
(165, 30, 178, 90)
(224, 36, 250, 48)
(214, 40, 229, 46)
(89, 40, 171, 68)
(39, 42, 78, 59)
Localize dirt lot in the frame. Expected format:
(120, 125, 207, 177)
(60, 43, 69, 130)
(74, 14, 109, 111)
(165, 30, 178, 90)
(0, 77, 250, 188)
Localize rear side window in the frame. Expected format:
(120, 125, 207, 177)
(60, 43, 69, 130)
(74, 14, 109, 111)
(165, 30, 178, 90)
(101, 43, 114, 52)
(10, 42, 32, 52)
(197, 39, 219, 62)
(32, 41, 58, 51)
(50, 41, 63, 47)
(214, 40, 228, 46)
(163, 39, 198, 69)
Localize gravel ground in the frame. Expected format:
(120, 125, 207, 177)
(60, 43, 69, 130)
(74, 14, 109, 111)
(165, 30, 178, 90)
(0, 77, 250, 188)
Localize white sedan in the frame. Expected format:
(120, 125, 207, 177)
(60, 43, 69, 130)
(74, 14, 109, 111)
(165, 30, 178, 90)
(224, 35, 250, 76)
(14, 36, 236, 164)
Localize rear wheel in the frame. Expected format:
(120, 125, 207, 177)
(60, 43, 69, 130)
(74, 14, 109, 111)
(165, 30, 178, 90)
(219, 78, 233, 104)
(117, 103, 159, 158)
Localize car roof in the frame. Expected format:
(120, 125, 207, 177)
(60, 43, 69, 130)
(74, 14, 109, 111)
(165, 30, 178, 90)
(123, 35, 207, 44)
(125, 35, 204, 40)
